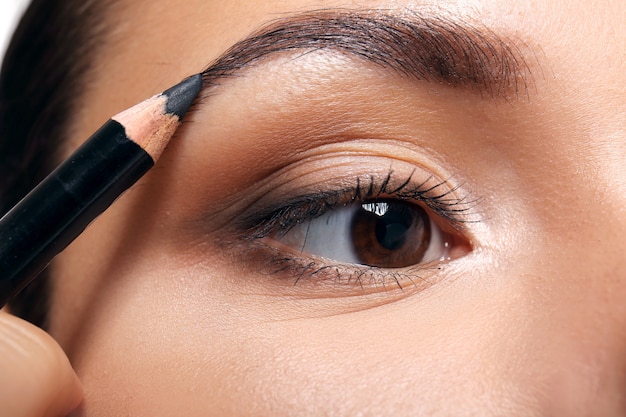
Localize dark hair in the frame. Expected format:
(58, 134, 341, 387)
(0, 0, 108, 327)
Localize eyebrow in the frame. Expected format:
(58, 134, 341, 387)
(200, 10, 532, 99)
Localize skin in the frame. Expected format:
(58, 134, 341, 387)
(2, 0, 626, 415)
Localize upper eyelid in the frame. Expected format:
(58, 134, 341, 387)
(235, 172, 480, 241)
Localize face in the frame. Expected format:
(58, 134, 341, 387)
(48, 0, 626, 415)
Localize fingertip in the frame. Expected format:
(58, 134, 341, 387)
(0, 311, 83, 417)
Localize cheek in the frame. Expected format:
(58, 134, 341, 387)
(51, 237, 549, 416)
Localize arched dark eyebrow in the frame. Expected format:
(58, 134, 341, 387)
(200, 10, 532, 98)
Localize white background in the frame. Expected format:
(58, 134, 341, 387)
(0, 0, 30, 66)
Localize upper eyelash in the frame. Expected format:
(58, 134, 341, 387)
(238, 171, 479, 241)
(359, 170, 479, 223)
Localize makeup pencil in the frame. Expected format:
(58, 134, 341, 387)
(0, 74, 203, 307)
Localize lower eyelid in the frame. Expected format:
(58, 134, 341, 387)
(239, 239, 446, 295)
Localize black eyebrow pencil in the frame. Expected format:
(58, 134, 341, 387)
(0, 74, 203, 307)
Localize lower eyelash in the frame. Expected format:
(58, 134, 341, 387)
(247, 241, 442, 292)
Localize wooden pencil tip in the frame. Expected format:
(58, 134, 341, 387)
(112, 74, 203, 161)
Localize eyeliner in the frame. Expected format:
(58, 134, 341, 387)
(0, 74, 203, 307)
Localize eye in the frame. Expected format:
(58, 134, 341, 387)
(273, 199, 453, 268)
(233, 171, 476, 291)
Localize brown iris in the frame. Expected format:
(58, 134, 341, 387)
(350, 201, 431, 268)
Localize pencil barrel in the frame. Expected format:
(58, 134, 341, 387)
(0, 120, 154, 305)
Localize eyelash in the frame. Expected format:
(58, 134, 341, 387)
(235, 171, 477, 290)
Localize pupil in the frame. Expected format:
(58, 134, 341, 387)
(375, 212, 412, 250)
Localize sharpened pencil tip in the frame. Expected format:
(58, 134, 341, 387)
(163, 73, 203, 119)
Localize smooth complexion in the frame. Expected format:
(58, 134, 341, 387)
(40, 0, 626, 415)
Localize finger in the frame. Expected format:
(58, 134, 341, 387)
(0, 311, 83, 417)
